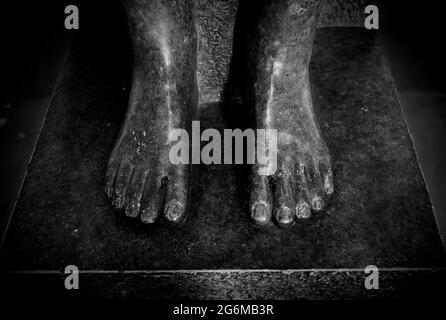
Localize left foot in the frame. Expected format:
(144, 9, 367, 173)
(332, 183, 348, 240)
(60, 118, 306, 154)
(249, 75, 334, 227)
(248, 0, 333, 227)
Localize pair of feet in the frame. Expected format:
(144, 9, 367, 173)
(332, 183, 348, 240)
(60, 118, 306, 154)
(105, 75, 334, 229)
(105, 0, 333, 228)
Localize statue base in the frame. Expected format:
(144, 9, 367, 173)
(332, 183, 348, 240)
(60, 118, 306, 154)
(1, 23, 444, 299)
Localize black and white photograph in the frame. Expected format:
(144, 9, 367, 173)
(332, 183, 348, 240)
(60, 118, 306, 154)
(0, 0, 445, 313)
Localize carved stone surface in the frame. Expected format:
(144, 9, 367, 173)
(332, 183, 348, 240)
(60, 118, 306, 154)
(195, 0, 368, 105)
(0, 2, 443, 299)
(195, 0, 239, 104)
(319, 0, 368, 28)
(107, 0, 335, 227)
(2, 270, 446, 300)
(1, 23, 444, 298)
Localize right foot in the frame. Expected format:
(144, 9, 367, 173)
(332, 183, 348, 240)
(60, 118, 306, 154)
(105, 74, 192, 224)
(106, 0, 196, 224)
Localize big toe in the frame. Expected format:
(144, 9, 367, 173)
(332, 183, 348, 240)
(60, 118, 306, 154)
(249, 173, 272, 226)
(163, 165, 189, 224)
(272, 170, 296, 227)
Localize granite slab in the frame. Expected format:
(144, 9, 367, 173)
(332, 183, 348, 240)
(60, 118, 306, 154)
(1, 20, 444, 298)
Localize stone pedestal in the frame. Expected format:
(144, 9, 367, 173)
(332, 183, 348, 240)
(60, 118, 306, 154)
(1, 12, 444, 299)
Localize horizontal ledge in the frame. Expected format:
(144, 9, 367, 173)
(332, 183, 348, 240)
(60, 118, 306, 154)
(5, 267, 446, 275)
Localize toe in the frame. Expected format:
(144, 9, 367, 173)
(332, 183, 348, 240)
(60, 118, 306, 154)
(276, 205, 294, 226)
(311, 196, 324, 212)
(140, 173, 165, 224)
(112, 163, 133, 210)
(105, 160, 119, 198)
(164, 199, 185, 223)
(249, 172, 272, 226)
(125, 169, 149, 218)
(272, 170, 295, 227)
(295, 163, 312, 219)
(251, 201, 271, 225)
(163, 165, 189, 223)
(319, 160, 334, 196)
(296, 201, 311, 219)
(305, 162, 325, 212)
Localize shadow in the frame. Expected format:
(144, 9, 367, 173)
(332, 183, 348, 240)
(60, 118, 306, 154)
(217, 0, 266, 217)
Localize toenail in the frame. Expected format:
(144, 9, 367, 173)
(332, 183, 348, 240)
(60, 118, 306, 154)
(126, 202, 140, 217)
(112, 196, 124, 209)
(296, 202, 311, 219)
(251, 202, 270, 224)
(311, 197, 324, 211)
(165, 199, 184, 223)
(141, 209, 158, 224)
(276, 206, 293, 226)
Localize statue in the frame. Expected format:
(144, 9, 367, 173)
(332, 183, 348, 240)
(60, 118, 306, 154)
(105, 0, 334, 227)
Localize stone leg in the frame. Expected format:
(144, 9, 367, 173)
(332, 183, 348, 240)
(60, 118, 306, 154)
(105, 0, 197, 224)
(247, 0, 334, 227)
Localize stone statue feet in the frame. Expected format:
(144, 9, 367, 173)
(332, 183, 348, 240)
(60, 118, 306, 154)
(105, 0, 196, 224)
(249, 75, 334, 227)
(248, 0, 333, 227)
(104, 75, 192, 225)
(249, 120, 334, 228)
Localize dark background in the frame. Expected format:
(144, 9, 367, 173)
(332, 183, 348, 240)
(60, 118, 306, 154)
(0, 0, 445, 244)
